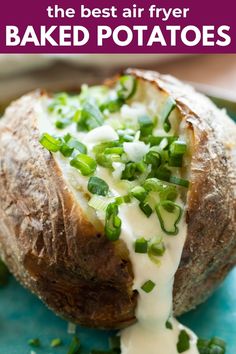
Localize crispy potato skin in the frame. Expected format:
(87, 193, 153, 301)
(0, 70, 235, 328)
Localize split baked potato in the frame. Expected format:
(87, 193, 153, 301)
(0, 69, 235, 329)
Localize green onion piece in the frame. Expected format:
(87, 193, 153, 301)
(148, 239, 165, 264)
(149, 240, 165, 257)
(154, 167, 172, 183)
(67, 335, 81, 354)
(144, 149, 161, 168)
(169, 176, 189, 188)
(168, 155, 183, 168)
(100, 98, 124, 113)
(60, 143, 74, 157)
(94, 142, 121, 168)
(66, 137, 87, 154)
(197, 337, 226, 354)
(88, 177, 109, 196)
(138, 115, 154, 137)
(0, 259, 10, 287)
(121, 162, 146, 181)
(139, 201, 153, 217)
(135, 237, 148, 253)
(50, 338, 63, 347)
(105, 203, 121, 241)
(88, 196, 113, 212)
(160, 97, 176, 133)
(55, 118, 71, 129)
(77, 102, 104, 131)
(210, 338, 226, 349)
(39, 133, 61, 152)
(143, 178, 178, 202)
(117, 75, 137, 101)
(131, 186, 148, 202)
(177, 330, 190, 353)
(197, 338, 211, 352)
(165, 320, 173, 330)
(115, 195, 131, 205)
(141, 280, 156, 293)
(104, 147, 124, 155)
(93, 141, 121, 154)
(155, 201, 182, 235)
(28, 338, 41, 347)
(170, 141, 187, 155)
(70, 154, 97, 176)
(109, 336, 121, 353)
(96, 154, 121, 168)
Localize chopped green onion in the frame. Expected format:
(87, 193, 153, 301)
(165, 320, 173, 330)
(66, 137, 87, 154)
(121, 162, 146, 181)
(94, 142, 121, 168)
(177, 330, 190, 353)
(144, 149, 161, 168)
(143, 178, 178, 202)
(210, 338, 226, 348)
(55, 118, 71, 129)
(105, 203, 121, 241)
(70, 154, 97, 176)
(149, 240, 165, 257)
(155, 201, 182, 235)
(0, 259, 10, 286)
(88, 196, 113, 212)
(197, 337, 226, 354)
(117, 75, 137, 101)
(115, 195, 131, 205)
(60, 142, 74, 157)
(134, 237, 148, 253)
(160, 96, 176, 132)
(170, 141, 187, 155)
(39, 133, 61, 152)
(154, 167, 172, 183)
(131, 186, 147, 202)
(88, 177, 109, 196)
(141, 280, 156, 293)
(138, 115, 154, 137)
(67, 335, 81, 354)
(148, 239, 165, 264)
(100, 98, 124, 113)
(168, 155, 183, 168)
(104, 147, 124, 155)
(50, 338, 63, 347)
(169, 176, 189, 188)
(28, 338, 41, 347)
(139, 201, 153, 217)
(77, 102, 104, 131)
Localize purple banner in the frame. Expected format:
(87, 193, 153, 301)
(0, 0, 235, 53)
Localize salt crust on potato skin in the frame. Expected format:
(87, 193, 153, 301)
(0, 69, 235, 328)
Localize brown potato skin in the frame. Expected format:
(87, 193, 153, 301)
(0, 70, 235, 329)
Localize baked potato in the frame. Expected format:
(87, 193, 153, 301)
(0, 69, 235, 335)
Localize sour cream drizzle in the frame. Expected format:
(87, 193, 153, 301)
(38, 86, 199, 354)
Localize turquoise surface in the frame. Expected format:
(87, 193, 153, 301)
(0, 269, 235, 353)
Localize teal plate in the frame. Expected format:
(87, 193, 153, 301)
(0, 270, 235, 353)
(0, 95, 235, 354)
